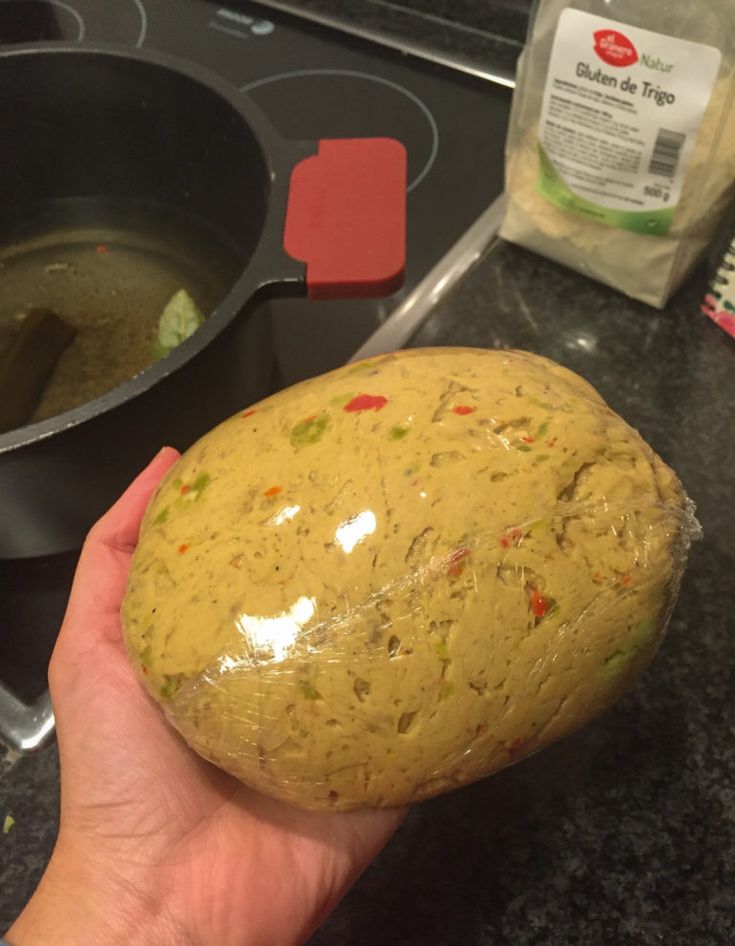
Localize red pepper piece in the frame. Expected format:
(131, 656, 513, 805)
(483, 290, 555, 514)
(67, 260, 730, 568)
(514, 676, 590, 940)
(530, 590, 549, 617)
(500, 527, 523, 549)
(264, 485, 283, 497)
(447, 546, 471, 577)
(344, 394, 389, 413)
(452, 405, 476, 416)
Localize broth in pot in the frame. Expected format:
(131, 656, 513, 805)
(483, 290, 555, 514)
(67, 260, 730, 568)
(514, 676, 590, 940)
(0, 197, 243, 430)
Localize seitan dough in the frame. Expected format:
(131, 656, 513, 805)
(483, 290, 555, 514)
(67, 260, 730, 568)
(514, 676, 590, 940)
(123, 348, 697, 810)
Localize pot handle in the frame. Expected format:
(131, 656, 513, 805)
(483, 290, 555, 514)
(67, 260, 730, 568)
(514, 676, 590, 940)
(283, 137, 407, 300)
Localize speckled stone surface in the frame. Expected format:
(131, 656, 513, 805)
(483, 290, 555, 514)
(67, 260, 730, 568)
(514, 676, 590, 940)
(276, 0, 533, 44)
(308, 244, 735, 945)
(0, 745, 60, 931)
(4, 249, 731, 945)
(264, 0, 530, 80)
(2, 274, 734, 946)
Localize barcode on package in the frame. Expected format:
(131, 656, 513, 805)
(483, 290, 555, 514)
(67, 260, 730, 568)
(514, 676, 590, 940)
(648, 129, 687, 178)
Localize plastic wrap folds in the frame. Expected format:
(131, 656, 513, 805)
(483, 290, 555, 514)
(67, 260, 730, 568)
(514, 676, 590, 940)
(122, 348, 701, 810)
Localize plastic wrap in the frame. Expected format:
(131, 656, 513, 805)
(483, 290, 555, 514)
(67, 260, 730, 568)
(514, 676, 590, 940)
(122, 348, 700, 811)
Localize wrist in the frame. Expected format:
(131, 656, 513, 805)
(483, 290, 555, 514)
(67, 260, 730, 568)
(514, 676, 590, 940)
(5, 837, 184, 946)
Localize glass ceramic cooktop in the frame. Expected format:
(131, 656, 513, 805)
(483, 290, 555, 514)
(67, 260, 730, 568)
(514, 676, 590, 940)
(0, 0, 513, 724)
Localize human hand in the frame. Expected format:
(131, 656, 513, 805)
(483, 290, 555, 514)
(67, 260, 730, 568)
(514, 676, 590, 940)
(7, 448, 405, 946)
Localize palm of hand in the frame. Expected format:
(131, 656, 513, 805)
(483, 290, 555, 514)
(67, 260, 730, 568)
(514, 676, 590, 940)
(42, 449, 404, 946)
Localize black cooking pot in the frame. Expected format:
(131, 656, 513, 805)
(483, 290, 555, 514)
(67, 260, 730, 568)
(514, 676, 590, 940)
(0, 46, 406, 558)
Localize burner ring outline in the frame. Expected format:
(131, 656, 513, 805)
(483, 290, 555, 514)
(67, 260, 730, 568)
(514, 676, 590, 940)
(132, 0, 146, 47)
(0, 0, 146, 45)
(241, 68, 439, 192)
(0, 0, 85, 41)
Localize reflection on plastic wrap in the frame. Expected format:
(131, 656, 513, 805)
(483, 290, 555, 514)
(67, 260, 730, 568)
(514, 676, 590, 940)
(122, 348, 700, 811)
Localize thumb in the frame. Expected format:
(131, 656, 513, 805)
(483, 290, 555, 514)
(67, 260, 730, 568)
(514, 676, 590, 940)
(54, 446, 180, 668)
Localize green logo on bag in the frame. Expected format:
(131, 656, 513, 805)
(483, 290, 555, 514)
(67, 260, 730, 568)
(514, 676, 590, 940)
(536, 146, 675, 236)
(640, 53, 674, 73)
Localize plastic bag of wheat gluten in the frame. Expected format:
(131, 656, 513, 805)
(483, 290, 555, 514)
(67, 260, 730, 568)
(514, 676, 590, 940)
(501, 0, 735, 308)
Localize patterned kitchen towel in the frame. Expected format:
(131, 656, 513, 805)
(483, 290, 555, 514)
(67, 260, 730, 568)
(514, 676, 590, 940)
(702, 233, 735, 340)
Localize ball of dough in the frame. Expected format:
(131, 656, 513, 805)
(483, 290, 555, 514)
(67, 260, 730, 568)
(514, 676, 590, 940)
(122, 348, 696, 810)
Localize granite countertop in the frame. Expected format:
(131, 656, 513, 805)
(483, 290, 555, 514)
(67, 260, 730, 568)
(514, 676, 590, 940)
(2, 1, 734, 943)
(3, 243, 733, 944)
(261, 0, 532, 81)
(314, 240, 735, 946)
